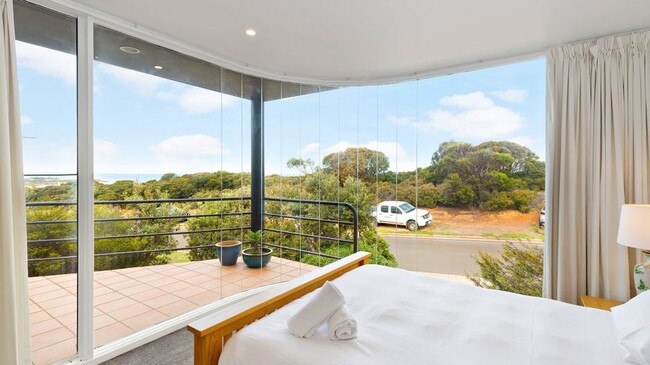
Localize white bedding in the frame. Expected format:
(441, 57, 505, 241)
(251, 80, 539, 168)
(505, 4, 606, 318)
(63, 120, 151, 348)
(220, 265, 626, 365)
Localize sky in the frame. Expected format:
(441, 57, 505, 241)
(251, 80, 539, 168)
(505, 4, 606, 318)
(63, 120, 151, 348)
(17, 40, 545, 181)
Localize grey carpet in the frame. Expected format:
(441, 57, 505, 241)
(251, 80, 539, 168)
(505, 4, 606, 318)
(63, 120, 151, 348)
(101, 329, 193, 365)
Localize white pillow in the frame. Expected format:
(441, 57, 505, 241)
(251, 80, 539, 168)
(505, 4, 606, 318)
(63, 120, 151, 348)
(612, 291, 650, 365)
(620, 326, 650, 365)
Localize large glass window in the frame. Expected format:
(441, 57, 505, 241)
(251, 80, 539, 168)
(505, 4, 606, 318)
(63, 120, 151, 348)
(90, 25, 300, 348)
(14, 1, 79, 364)
(264, 60, 546, 296)
(15, 1, 546, 362)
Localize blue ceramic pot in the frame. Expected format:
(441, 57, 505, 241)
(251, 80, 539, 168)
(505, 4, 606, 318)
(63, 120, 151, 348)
(242, 247, 273, 268)
(216, 240, 242, 266)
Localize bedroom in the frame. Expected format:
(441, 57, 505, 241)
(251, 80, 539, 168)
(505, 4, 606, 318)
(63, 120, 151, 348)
(1, 1, 650, 364)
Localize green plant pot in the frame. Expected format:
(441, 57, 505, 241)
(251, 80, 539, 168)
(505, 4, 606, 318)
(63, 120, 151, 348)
(242, 247, 273, 268)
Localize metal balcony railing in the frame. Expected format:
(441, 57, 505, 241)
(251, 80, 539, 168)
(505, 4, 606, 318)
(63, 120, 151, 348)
(25, 196, 358, 275)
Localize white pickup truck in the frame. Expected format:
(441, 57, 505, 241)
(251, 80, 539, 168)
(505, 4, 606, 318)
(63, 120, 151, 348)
(371, 200, 432, 231)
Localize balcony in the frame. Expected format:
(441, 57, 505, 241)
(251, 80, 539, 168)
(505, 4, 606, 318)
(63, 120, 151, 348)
(26, 196, 357, 365)
(28, 257, 316, 365)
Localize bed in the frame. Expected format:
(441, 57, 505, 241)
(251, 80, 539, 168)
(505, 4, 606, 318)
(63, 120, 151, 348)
(187, 252, 627, 365)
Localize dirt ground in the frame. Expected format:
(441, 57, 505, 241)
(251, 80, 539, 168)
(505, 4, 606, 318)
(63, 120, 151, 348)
(378, 206, 544, 241)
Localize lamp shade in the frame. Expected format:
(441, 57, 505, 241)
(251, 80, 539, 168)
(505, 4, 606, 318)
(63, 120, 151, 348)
(617, 204, 650, 250)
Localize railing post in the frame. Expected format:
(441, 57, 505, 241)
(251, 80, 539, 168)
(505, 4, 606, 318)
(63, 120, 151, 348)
(352, 208, 358, 253)
(250, 78, 264, 232)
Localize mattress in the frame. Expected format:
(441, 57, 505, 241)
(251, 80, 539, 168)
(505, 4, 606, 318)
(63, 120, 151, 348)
(219, 264, 627, 365)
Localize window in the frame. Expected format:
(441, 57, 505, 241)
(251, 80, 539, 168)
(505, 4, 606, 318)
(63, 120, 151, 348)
(15, 1, 546, 362)
(262, 59, 545, 296)
(92, 25, 260, 347)
(399, 202, 415, 213)
(14, 1, 79, 364)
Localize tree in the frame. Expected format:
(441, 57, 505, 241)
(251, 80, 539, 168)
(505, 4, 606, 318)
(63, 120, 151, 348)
(430, 141, 473, 184)
(429, 140, 544, 211)
(26, 206, 77, 276)
(322, 148, 389, 184)
(467, 242, 543, 297)
(286, 158, 315, 175)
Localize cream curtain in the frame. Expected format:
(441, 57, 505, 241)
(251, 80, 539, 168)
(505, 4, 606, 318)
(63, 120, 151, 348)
(0, 0, 31, 363)
(545, 31, 650, 304)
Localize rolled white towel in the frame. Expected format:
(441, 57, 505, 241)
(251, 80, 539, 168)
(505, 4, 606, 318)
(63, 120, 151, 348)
(327, 305, 357, 340)
(287, 281, 345, 338)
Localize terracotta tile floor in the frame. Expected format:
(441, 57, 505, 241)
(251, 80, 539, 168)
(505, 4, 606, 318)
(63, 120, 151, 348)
(28, 258, 316, 365)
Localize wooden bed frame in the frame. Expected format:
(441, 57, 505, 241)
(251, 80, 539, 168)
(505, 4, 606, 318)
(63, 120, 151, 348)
(186, 251, 371, 365)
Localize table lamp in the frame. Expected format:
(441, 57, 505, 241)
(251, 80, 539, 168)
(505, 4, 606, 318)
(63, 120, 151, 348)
(617, 204, 650, 294)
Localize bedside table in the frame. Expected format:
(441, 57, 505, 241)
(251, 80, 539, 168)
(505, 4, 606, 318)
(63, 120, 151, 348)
(580, 295, 624, 311)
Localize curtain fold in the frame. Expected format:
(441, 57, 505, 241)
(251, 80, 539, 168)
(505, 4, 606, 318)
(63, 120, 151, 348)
(545, 31, 650, 304)
(0, 0, 31, 364)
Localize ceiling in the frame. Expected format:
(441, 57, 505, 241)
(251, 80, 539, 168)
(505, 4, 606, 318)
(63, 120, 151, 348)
(69, 0, 650, 85)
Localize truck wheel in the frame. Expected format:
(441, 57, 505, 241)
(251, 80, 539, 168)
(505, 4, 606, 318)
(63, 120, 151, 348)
(406, 220, 417, 231)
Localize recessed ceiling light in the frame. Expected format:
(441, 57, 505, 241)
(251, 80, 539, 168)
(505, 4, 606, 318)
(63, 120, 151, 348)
(245, 29, 256, 37)
(154, 65, 163, 70)
(119, 45, 141, 54)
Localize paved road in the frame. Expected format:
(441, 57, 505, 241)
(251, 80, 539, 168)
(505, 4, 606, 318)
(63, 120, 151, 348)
(382, 234, 543, 276)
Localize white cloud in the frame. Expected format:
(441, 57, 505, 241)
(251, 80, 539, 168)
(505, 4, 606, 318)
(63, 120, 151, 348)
(98, 63, 166, 95)
(422, 107, 523, 139)
(16, 41, 76, 85)
(440, 91, 494, 109)
(491, 89, 528, 103)
(148, 134, 232, 174)
(21, 115, 33, 125)
(176, 88, 237, 114)
(397, 91, 525, 139)
(99, 63, 236, 114)
(299, 142, 320, 157)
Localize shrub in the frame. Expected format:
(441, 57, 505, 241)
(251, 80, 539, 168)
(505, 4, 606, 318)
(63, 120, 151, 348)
(439, 173, 477, 206)
(300, 229, 397, 268)
(466, 242, 543, 297)
(510, 189, 536, 213)
(482, 191, 513, 211)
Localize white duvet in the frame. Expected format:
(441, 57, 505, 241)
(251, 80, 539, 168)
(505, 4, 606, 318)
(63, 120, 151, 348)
(220, 265, 626, 365)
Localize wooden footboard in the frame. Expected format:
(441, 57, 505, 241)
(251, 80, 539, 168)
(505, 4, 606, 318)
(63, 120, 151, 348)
(187, 251, 371, 365)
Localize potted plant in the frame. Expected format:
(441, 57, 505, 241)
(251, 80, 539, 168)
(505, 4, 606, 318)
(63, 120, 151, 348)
(216, 240, 242, 266)
(242, 230, 273, 268)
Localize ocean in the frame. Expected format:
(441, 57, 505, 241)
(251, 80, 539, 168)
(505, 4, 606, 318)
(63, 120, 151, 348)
(95, 173, 165, 184)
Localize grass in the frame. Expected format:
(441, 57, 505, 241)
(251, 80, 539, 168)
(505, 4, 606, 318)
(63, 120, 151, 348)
(481, 232, 542, 241)
(167, 251, 191, 263)
(377, 226, 544, 241)
(378, 227, 472, 237)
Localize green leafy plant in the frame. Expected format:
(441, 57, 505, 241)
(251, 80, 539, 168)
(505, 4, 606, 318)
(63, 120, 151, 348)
(248, 230, 264, 254)
(467, 241, 543, 297)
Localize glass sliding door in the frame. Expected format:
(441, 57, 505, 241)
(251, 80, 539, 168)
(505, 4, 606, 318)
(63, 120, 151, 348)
(14, 1, 79, 364)
(92, 25, 259, 347)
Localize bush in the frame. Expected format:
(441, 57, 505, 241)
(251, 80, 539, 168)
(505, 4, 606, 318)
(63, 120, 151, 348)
(482, 191, 514, 211)
(466, 242, 543, 297)
(300, 229, 397, 268)
(439, 173, 477, 206)
(510, 189, 536, 213)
